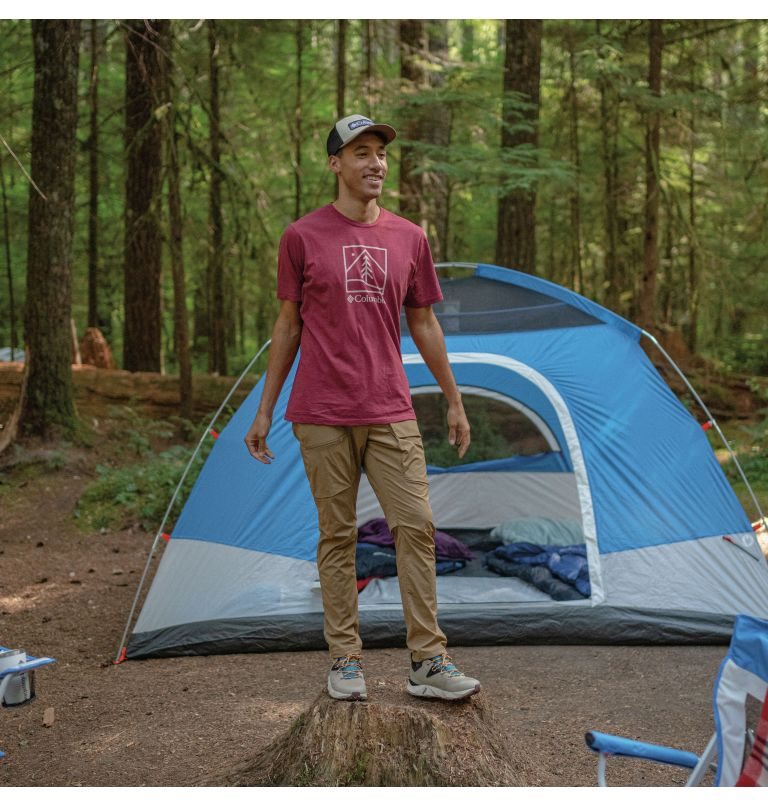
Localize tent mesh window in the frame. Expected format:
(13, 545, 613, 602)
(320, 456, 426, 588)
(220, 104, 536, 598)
(412, 391, 553, 468)
(401, 277, 604, 335)
(403, 392, 591, 600)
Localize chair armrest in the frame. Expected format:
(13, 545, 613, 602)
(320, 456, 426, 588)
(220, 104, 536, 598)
(585, 730, 700, 769)
(0, 657, 56, 678)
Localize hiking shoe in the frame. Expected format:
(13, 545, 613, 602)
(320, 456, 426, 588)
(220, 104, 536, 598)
(327, 655, 367, 701)
(407, 653, 481, 701)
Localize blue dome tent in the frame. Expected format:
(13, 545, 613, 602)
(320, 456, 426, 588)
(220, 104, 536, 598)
(119, 264, 768, 660)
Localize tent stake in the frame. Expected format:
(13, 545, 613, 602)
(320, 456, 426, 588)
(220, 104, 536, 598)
(113, 339, 272, 663)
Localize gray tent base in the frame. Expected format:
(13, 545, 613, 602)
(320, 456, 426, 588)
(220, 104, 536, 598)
(126, 606, 734, 659)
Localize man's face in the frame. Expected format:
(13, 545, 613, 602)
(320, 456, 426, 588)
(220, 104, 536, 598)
(329, 132, 388, 201)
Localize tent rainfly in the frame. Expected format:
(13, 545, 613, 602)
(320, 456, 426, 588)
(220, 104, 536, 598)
(120, 263, 768, 660)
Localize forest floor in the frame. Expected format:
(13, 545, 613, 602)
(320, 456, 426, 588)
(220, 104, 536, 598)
(0, 362, 765, 788)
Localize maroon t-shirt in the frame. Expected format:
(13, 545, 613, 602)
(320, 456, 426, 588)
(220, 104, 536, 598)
(277, 204, 443, 425)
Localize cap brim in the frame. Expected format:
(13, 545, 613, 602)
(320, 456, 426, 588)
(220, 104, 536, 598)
(340, 123, 396, 151)
(363, 123, 396, 145)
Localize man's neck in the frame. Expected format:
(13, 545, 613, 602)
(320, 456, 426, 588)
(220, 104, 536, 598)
(333, 196, 381, 224)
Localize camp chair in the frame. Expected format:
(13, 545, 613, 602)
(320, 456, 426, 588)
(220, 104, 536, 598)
(0, 646, 56, 760)
(585, 613, 768, 786)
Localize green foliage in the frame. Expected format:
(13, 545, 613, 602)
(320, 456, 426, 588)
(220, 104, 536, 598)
(420, 394, 532, 468)
(716, 334, 768, 376)
(72, 401, 235, 533)
(423, 403, 510, 468)
(721, 415, 768, 517)
(1, 18, 766, 377)
(105, 404, 177, 457)
(75, 440, 211, 532)
(44, 450, 67, 471)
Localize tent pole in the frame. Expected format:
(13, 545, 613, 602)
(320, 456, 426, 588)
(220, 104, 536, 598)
(113, 339, 273, 663)
(642, 329, 767, 531)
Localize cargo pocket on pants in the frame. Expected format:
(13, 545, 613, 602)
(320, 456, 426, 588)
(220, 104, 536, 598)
(292, 424, 352, 499)
(390, 420, 429, 482)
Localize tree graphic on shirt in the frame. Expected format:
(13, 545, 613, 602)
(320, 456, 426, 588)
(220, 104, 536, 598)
(360, 252, 373, 284)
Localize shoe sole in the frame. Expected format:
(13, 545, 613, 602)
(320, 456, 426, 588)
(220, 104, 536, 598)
(406, 681, 481, 701)
(327, 681, 367, 701)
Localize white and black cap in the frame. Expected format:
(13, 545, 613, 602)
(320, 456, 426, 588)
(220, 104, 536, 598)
(326, 114, 397, 156)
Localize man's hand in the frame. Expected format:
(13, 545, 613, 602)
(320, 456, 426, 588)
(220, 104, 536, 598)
(447, 400, 471, 459)
(244, 411, 275, 464)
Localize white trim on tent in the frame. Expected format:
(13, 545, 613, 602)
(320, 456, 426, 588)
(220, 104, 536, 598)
(403, 351, 605, 605)
(410, 384, 562, 453)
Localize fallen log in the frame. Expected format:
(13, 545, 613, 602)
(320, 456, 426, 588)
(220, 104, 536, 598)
(207, 689, 544, 787)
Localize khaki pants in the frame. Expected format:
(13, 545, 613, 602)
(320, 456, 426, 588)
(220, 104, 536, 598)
(292, 420, 447, 662)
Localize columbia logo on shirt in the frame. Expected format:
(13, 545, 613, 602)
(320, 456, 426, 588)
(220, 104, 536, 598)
(343, 245, 387, 302)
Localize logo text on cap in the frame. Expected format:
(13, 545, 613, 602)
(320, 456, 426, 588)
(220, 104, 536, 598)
(348, 118, 373, 130)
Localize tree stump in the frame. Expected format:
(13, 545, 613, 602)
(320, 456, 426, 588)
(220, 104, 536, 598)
(79, 327, 115, 369)
(206, 690, 544, 786)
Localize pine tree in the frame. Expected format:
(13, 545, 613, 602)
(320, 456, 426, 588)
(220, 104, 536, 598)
(18, 20, 80, 438)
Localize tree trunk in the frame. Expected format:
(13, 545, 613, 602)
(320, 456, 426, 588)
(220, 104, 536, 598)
(566, 34, 583, 293)
(294, 20, 304, 221)
(422, 20, 451, 262)
(638, 20, 663, 332)
(399, 19, 427, 224)
(495, 19, 542, 274)
(460, 20, 474, 62)
(337, 20, 347, 118)
(204, 691, 542, 786)
(364, 20, 374, 115)
(123, 19, 168, 373)
(0, 156, 17, 359)
(193, 283, 207, 354)
(87, 19, 100, 329)
(687, 66, 699, 353)
(166, 24, 193, 420)
(207, 20, 227, 376)
(597, 23, 621, 310)
(18, 20, 80, 438)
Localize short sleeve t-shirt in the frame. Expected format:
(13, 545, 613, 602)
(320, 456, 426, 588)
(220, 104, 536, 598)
(277, 204, 443, 425)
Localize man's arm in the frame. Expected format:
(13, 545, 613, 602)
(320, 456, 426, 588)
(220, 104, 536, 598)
(405, 305, 470, 459)
(244, 300, 302, 464)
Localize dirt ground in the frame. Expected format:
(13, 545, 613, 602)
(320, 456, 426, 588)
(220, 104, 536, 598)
(0, 463, 727, 788)
(0, 367, 737, 787)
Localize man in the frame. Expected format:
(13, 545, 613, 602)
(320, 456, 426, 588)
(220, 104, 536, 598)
(244, 114, 480, 702)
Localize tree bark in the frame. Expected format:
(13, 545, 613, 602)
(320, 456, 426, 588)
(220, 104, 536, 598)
(294, 20, 304, 221)
(19, 20, 80, 438)
(495, 19, 542, 274)
(687, 67, 699, 354)
(596, 22, 622, 310)
(166, 23, 193, 420)
(638, 20, 663, 332)
(207, 20, 226, 376)
(123, 19, 168, 373)
(460, 20, 474, 62)
(0, 156, 17, 359)
(364, 20, 374, 115)
(205, 691, 541, 786)
(337, 19, 347, 118)
(87, 19, 100, 329)
(399, 19, 427, 224)
(566, 33, 584, 293)
(422, 20, 451, 262)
